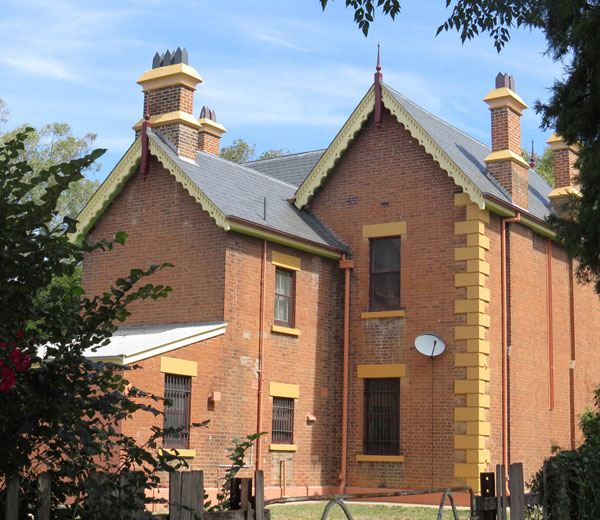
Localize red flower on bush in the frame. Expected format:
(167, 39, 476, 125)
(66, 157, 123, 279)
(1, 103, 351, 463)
(0, 332, 32, 390)
(0, 362, 16, 391)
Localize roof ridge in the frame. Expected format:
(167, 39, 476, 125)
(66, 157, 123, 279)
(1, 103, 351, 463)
(244, 149, 326, 165)
(382, 83, 492, 152)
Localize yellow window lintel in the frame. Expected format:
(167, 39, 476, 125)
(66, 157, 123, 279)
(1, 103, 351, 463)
(272, 251, 301, 271)
(269, 382, 299, 399)
(357, 363, 406, 379)
(160, 357, 198, 377)
(362, 221, 407, 239)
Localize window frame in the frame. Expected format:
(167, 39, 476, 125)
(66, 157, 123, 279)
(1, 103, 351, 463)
(363, 377, 400, 456)
(163, 374, 192, 449)
(369, 237, 401, 311)
(274, 267, 295, 328)
(271, 396, 295, 445)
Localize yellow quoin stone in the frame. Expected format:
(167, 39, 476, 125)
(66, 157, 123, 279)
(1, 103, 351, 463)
(454, 196, 491, 492)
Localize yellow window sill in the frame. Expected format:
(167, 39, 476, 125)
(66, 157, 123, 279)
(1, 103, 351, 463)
(159, 448, 196, 458)
(361, 310, 405, 319)
(271, 324, 301, 336)
(269, 444, 297, 452)
(356, 454, 404, 463)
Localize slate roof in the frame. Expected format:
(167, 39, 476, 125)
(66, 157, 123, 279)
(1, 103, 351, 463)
(244, 150, 325, 187)
(149, 132, 346, 251)
(384, 84, 553, 220)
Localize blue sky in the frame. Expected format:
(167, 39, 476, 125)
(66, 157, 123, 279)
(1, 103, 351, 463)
(1, 0, 563, 182)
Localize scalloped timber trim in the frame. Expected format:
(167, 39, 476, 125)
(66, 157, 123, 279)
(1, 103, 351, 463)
(294, 86, 376, 208)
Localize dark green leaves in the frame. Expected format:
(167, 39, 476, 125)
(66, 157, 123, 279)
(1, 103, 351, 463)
(320, 0, 401, 36)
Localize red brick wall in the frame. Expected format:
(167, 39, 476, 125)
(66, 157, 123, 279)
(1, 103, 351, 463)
(82, 157, 226, 326)
(82, 156, 344, 491)
(308, 108, 466, 489)
(490, 107, 521, 154)
(486, 216, 600, 483)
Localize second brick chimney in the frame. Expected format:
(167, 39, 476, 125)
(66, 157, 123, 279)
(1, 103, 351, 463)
(133, 48, 226, 160)
(483, 73, 531, 209)
(547, 133, 580, 213)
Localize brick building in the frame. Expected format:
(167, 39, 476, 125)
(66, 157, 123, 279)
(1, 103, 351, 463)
(77, 48, 600, 500)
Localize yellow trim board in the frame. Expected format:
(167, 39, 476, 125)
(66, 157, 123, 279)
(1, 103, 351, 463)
(356, 455, 404, 463)
(547, 133, 580, 153)
(357, 364, 406, 379)
(159, 448, 196, 458)
(271, 324, 300, 336)
(133, 111, 202, 131)
(272, 251, 301, 271)
(137, 63, 202, 91)
(269, 444, 297, 452)
(361, 310, 405, 319)
(198, 118, 227, 138)
(484, 149, 531, 170)
(160, 357, 197, 377)
(483, 87, 527, 114)
(362, 221, 406, 238)
(548, 186, 581, 199)
(269, 382, 299, 399)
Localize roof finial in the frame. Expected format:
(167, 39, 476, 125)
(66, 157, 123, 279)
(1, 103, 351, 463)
(374, 43, 383, 125)
(141, 95, 151, 179)
(530, 139, 536, 169)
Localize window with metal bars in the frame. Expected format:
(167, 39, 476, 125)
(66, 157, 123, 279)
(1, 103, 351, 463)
(369, 237, 401, 311)
(271, 397, 294, 444)
(163, 374, 191, 449)
(274, 268, 295, 327)
(363, 378, 400, 455)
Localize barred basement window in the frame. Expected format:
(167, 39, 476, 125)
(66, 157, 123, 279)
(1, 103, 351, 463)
(363, 378, 400, 455)
(163, 374, 191, 449)
(272, 397, 294, 444)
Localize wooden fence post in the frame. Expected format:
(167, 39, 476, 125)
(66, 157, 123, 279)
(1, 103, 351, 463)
(170, 470, 204, 520)
(5, 476, 19, 520)
(231, 478, 252, 510)
(254, 470, 264, 520)
(477, 471, 495, 520)
(36, 472, 51, 520)
(508, 463, 525, 520)
(496, 465, 507, 520)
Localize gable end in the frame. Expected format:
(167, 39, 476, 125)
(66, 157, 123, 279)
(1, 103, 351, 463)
(294, 86, 376, 208)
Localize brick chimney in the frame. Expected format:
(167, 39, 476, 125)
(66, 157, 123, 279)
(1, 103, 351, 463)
(198, 106, 226, 155)
(483, 73, 531, 209)
(546, 133, 581, 212)
(134, 48, 205, 160)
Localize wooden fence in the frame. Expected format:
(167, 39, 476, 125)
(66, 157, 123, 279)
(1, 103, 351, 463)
(3, 470, 270, 520)
(475, 463, 539, 520)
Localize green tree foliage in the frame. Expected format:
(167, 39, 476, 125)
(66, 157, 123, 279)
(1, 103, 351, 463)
(531, 385, 600, 518)
(220, 138, 288, 163)
(522, 146, 555, 187)
(0, 128, 201, 518)
(321, 1, 600, 294)
(220, 138, 257, 163)
(0, 101, 100, 223)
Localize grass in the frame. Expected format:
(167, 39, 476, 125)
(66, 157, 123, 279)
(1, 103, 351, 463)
(268, 502, 471, 519)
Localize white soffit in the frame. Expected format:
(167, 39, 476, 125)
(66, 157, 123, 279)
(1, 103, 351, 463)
(84, 322, 226, 365)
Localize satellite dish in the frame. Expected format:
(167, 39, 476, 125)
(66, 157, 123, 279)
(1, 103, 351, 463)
(415, 334, 445, 358)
